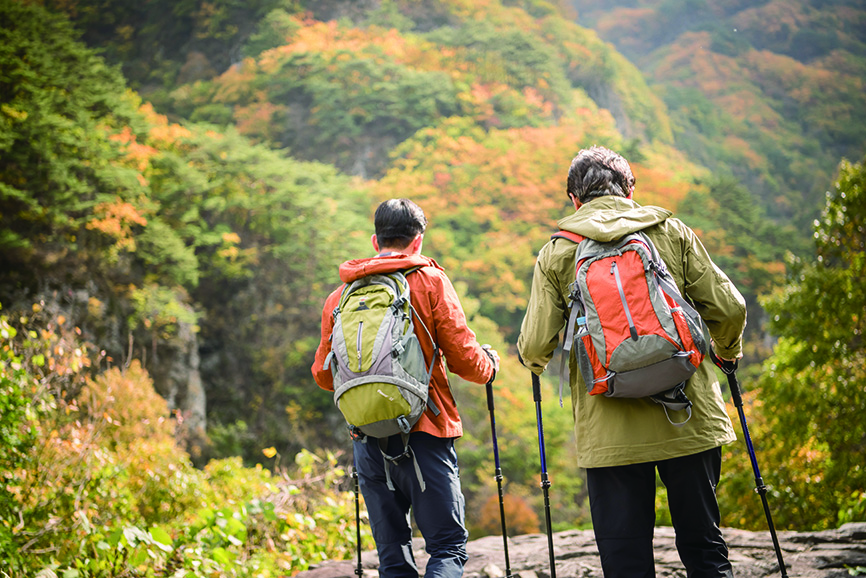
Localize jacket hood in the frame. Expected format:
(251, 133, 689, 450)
(558, 196, 672, 242)
(339, 253, 441, 283)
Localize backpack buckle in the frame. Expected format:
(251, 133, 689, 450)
(348, 425, 367, 442)
(383, 445, 412, 465)
(397, 416, 411, 434)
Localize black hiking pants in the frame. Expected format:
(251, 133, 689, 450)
(586, 446, 733, 578)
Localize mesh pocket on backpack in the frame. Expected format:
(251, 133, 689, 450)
(576, 333, 605, 395)
(397, 333, 427, 384)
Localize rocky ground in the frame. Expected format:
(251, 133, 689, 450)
(296, 522, 866, 578)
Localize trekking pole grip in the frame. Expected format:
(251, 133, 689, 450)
(725, 370, 744, 408)
(532, 372, 542, 402)
(486, 378, 495, 412)
(710, 349, 744, 407)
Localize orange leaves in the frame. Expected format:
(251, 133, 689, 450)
(630, 164, 692, 209)
(109, 126, 159, 172)
(376, 120, 582, 241)
(263, 18, 415, 66)
(234, 99, 287, 143)
(213, 57, 259, 103)
(140, 103, 193, 148)
(478, 493, 540, 536)
(86, 198, 148, 249)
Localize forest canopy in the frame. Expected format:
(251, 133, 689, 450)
(1, 0, 865, 574)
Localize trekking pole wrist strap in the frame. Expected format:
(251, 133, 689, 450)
(482, 345, 497, 383)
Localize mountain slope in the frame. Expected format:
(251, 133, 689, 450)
(571, 0, 866, 227)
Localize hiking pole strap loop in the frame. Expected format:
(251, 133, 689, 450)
(661, 403, 692, 427)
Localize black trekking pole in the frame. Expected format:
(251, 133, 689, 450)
(531, 372, 557, 578)
(711, 351, 787, 578)
(485, 375, 513, 578)
(352, 457, 364, 577)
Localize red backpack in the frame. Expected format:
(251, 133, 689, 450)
(554, 230, 707, 425)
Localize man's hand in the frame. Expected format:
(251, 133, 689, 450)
(482, 344, 500, 373)
(710, 348, 740, 374)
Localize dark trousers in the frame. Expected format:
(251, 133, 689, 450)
(586, 447, 733, 578)
(354, 432, 468, 578)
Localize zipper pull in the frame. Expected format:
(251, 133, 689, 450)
(356, 321, 363, 371)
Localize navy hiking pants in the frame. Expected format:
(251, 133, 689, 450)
(586, 447, 733, 578)
(354, 432, 469, 578)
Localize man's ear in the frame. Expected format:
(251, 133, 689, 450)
(409, 234, 424, 255)
(371, 234, 380, 253)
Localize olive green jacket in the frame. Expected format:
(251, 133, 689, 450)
(517, 196, 746, 468)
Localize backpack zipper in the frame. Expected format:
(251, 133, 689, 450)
(611, 261, 639, 340)
(356, 321, 363, 371)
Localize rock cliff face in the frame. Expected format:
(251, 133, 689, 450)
(145, 308, 207, 450)
(297, 523, 866, 578)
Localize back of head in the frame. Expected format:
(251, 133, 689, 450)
(374, 198, 427, 250)
(566, 145, 635, 204)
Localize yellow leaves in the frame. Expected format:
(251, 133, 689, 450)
(79, 361, 174, 446)
(1, 103, 28, 121)
(262, 447, 278, 459)
(217, 231, 243, 262)
(221, 232, 240, 245)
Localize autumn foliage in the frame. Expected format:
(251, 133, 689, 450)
(2, 0, 865, 574)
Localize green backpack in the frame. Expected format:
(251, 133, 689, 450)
(324, 268, 439, 490)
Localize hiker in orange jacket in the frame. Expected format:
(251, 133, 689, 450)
(313, 198, 499, 578)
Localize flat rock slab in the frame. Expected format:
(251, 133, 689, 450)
(297, 522, 866, 578)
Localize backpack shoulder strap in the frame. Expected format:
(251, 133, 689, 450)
(395, 265, 442, 416)
(551, 230, 585, 243)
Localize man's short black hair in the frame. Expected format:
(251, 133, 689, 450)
(374, 198, 427, 249)
(566, 145, 636, 204)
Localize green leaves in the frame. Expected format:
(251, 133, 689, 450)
(718, 155, 866, 531)
(764, 156, 866, 366)
(0, 1, 136, 266)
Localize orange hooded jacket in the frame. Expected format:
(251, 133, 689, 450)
(312, 253, 495, 439)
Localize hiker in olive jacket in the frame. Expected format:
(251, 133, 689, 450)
(517, 146, 746, 578)
(313, 198, 499, 578)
